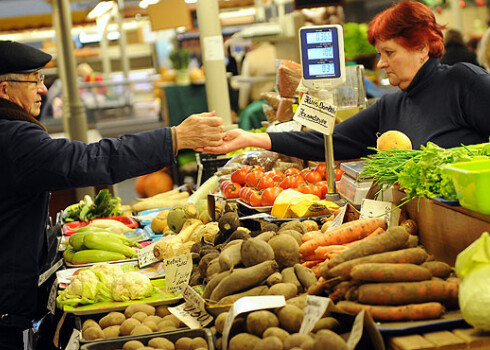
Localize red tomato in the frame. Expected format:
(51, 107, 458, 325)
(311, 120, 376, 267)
(265, 170, 284, 182)
(335, 168, 345, 182)
(220, 180, 232, 192)
(249, 190, 263, 207)
(261, 187, 283, 206)
(245, 170, 263, 188)
(231, 167, 249, 185)
(256, 176, 275, 190)
(239, 187, 253, 203)
(299, 168, 310, 179)
(280, 174, 306, 189)
(250, 165, 265, 173)
(316, 181, 329, 199)
(284, 168, 300, 176)
(296, 183, 322, 198)
(314, 163, 327, 180)
(305, 170, 323, 184)
(223, 183, 241, 199)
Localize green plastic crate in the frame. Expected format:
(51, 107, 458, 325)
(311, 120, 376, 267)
(444, 159, 490, 215)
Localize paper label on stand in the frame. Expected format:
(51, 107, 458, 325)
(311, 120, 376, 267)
(47, 278, 58, 315)
(65, 329, 81, 350)
(138, 242, 160, 268)
(326, 204, 347, 232)
(293, 94, 336, 135)
(222, 296, 286, 350)
(360, 199, 400, 228)
(168, 284, 212, 329)
(164, 253, 193, 293)
(203, 35, 225, 61)
(299, 295, 331, 334)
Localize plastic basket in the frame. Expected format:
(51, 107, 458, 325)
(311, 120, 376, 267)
(443, 159, 490, 215)
(196, 153, 231, 187)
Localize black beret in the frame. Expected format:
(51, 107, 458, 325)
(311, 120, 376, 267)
(0, 40, 52, 75)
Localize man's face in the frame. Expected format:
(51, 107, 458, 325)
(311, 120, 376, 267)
(2, 71, 48, 117)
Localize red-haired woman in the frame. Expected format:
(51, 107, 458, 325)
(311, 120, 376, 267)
(203, 1, 490, 160)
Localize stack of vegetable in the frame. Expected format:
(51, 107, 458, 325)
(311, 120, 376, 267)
(63, 189, 124, 222)
(303, 221, 459, 321)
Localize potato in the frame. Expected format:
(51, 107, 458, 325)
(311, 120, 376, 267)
(253, 336, 283, 350)
(240, 238, 275, 267)
(83, 327, 104, 340)
(82, 319, 100, 332)
(293, 264, 318, 290)
(123, 340, 145, 350)
(214, 312, 228, 334)
(262, 327, 289, 341)
(102, 325, 120, 338)
(189, 337, 208, 350)
(278, 230, 302, 246)
(281, 268, 302, 293)
(277, 305, 304, 333)
(156, 305, 172, 318)
(266, 272, 283, 287)
(312, 317, 340, 333)
(278, 221, 306, 234)
(175, 337, 193, 350)
(268, 235, 300, 269)
(142, 319, 158, 332)
(148, 337, 175, 349)
(268, 283, 298, 300)
(246, 310, 279, 337)
(229, 333, 261, 350)
(120, 318, 141, 336)
(130, 324, 153, 335)
(145, 315, 162, 324)
(283, 333, 313, 350)
(124, 303, 156, 318)
(286, 294, 307, 310)
(301, 220, 318, 232)
(158, 320, 178, 331)
(313, 329, 348, 350)
(163, 314, 184, 328)
(131, 311, 149, 322)
(99, 312, 126, 328)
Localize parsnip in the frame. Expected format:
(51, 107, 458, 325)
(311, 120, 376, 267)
(136, 190, 189, 202)
(85, 219, 135, 234)
(132, 197, 188, 212)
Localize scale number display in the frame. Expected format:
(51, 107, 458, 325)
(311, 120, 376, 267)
(306, 31, 333, 44)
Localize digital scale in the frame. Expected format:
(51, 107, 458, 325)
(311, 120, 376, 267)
(298, 24, 346, 202)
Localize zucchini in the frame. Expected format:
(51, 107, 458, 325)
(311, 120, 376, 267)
(71, 249, 126, 264)
(83, 232, 137, 258)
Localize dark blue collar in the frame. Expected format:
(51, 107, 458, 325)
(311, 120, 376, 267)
(404, 57, 440, 94)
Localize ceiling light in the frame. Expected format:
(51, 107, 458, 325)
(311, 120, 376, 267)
(87, 1, 115, 20)
(139, 0, 160, 9)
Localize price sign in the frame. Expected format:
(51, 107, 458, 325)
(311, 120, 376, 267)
(168, 284, 213, 329)
(299, 295, 331, 334)
(138, 242, 160, 268)
(326, 204, 347, 232)
(164, 253, 193, 293)
(293, 94, 336, 135)
(222, 296, 286, 350)
(65, 329, 81, 350)
(47, 278, 58, 315)
(360, 199, 400, 228)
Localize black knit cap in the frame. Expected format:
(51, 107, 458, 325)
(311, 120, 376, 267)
(0, 40, 52, 75)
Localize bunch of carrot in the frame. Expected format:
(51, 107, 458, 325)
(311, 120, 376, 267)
(300, 219, 460, 322)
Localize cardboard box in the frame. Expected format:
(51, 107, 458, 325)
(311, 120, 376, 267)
(393, 189, 490, 266)
(147, 0, 192, 32)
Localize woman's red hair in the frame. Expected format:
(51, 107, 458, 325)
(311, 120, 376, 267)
(367, 1, 445, 59)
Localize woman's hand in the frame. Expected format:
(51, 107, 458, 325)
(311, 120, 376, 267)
(175, 111, 224, 151)
(200, 128, 272, 154)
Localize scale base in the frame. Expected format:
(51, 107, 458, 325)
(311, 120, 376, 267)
(325, 193, 347, 207)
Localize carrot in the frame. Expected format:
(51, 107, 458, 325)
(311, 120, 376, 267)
(329, 281, 358, 302)
(307, 276, 328, 295)
(310, 264, 322, 278)
(350, 263, 432, 282)
(357, 280, 459, 306)
(307, 245, 347, 260)
(327, 226, 410, 269)
(302, 230, 320, 242)
(299, 218, 387, 257)
(321, 247, 429, 280)
(336, 301, 445, 321)
(344, 227, 385, 248)
(421, 261, 453, 279)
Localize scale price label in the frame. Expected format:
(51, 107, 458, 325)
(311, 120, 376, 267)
(360, 199, 400, 228)
(164, 253, 193, 293)
(169, 283, 213, 329)
(138, 242, 160, 268)
(293, 94, 336, 135)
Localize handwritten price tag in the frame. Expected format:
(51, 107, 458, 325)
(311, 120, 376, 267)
(47, 278, 58, 315)
(164, 253, 193, 293)
(293, 94, 336, 135)
(360, 199, 400, 227)
(222, 296, 286, 350)
(326, 204, 347, 232)
(299, 295, 331, 334)
(65, 329, 81, 350)
(168, 284, 213, 329)
(138, 242, 160, 268)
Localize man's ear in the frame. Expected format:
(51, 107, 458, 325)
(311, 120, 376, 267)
(0, 81, 9, 99)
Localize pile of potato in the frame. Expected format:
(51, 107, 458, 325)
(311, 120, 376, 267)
(121, 335, 209, 350)
(212, 293, 349, 350)
(81, 303, 186, 341)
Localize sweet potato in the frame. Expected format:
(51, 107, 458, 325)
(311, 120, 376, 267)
(281, 267, 303, 293)
(358, 280, 459, 305)
(336, 301, 445, 321)
(322, 247, 429, 280)
(350, 263, 432, 282)
(241, 238, 275, 267)
(266, 272, 283, 286)
(268, 283, 298, 300)
(210, 261, 278, 301)
(219, 241, 243, 270)
(268, 234, 300, 269)
(421, 261, 453, 279)
(327, 226, 409, 269)
(255, 230, 277, 242)
(215, 286, 269, 305)
(294, 263, 318, 290)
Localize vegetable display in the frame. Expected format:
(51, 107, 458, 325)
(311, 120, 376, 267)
(63, 189, 124, 222)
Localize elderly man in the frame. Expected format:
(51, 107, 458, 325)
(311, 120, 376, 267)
(0, 40, 223, 349)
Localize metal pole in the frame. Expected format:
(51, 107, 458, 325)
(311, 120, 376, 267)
(116, 0, 130, 79)
(196, 0, 233, 128)
(450, 0, 464, 31)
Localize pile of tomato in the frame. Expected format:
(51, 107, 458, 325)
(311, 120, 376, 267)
(219, 164, 345, 207)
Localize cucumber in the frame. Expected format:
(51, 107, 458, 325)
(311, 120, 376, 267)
(69, 232, 89, 251)
(71, 249, 126, 264)
(83, 232, 137, 258)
